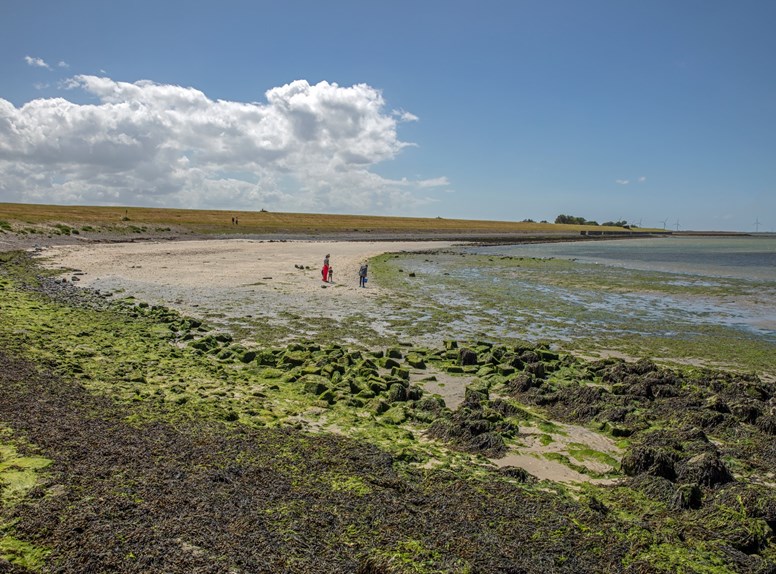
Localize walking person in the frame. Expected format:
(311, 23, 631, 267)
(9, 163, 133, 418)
(358, 262, 368, 288)
(322, 254, 330, 282)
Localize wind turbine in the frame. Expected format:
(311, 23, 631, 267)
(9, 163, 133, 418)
(754, 218, 761, 232)
(674, 220, 681, 232)
(660, 218, 668, 230)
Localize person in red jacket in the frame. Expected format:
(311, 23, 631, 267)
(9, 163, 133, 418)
(322, 254, 330, 282)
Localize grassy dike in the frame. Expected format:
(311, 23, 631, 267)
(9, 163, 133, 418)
(1, 250, 776, 573)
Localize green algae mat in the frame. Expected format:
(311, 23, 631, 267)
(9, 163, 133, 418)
(1, 250, 775, 573)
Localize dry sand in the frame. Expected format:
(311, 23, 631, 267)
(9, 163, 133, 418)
(43, 238, 454, 295)
(39, 238, 455, 345)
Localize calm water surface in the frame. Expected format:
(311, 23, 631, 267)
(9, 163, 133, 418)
(473, 236, 776, 281)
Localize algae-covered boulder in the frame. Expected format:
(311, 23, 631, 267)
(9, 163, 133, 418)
(239, 350, 257, 363)
(458, 348, 478, 366)
(382, 357, 401, 369)
(386, 383, 407, 403)
(368, 379, 388, 394)
(729, 400, 762, 423)
(391, 366, 410, 381)
(621, 446, 677, 480)
(255, 350, 278, 367)
(626, 474, 678, 506)
(416, 395, 446, 412)
(279, 351, 308, 367)
(498, 466, 535, 483)
(382, 405, 408, 425)
(406, 385, 422, 401)
(370, 399, 390, 415)
(405, 353, 426, 369)
(505, 372, 536, 394)
(497, 364, 515, 377)
(756, 414, 776, 435)
(299, 374, 329, 396)
(678, 451, 733, 487)
(476, 365, 496, 377)
(318, 389, 337, 405)
(672, 483, 703, 510)
(216, 348, 234, 361)
(524, 362, 545, 379)
(190, 335, 220, 352)
(427, 398, 513, 458)
(386, 347, 403, 359)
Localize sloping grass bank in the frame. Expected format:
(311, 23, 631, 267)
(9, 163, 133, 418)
(0, 201, 656, 237)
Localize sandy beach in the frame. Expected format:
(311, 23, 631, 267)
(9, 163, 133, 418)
(40, 238, 455, 344)
(43, 238, 454, 295)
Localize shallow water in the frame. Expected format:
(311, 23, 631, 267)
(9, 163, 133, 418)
(472, 236, 776, 281)
(464, 237, 776, 337)
(371, 241, 776, 372)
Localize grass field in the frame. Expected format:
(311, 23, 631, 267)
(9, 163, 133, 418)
(0, 202, 657, 236)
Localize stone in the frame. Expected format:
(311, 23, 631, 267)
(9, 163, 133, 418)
(458, 348, 478, 366)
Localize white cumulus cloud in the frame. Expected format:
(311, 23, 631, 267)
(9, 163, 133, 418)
(0, 76, 447, 212)
(24, 56, 51, 69)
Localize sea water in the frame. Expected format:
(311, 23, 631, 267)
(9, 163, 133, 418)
(453, 235, 776, 345)
(472, 236, 776, 282)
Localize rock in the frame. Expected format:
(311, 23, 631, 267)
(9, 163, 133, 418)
(730, 401, 762, 423)
(506, 372, 535, 394)
(387, 383, 407, 403)
(406, 385, 422, 401)
(391, 367, 410, 380)
(300, 375, 329, 396)
(524, 362, 545, 379)
(279, 351, 308, 367)
(318, 389, 337, 404)
(621, 446, 677, 480)
(239, 350, 257, 363)
(458, 348, 478, 366)
(704, 395, 731, 413)
(386, 347, 403, 359)
(587, 496, 610, 515)
(672, 483, 702, 510)
(255, 350, 277, 366)
(405, 353, 426, 369)
(679, 452, 733, 487)
(756, 414, 776, 435)
(497, 364, 516, 377)
(499, 466, 535, 483)
(382, 405, 407, 425)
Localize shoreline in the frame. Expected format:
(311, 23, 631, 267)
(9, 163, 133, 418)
(1, 222, 676, 252)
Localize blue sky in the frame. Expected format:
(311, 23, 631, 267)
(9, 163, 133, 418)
(1, 0, 774, 231)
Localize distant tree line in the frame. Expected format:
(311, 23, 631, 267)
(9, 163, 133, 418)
(554, 214, 634, 228)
